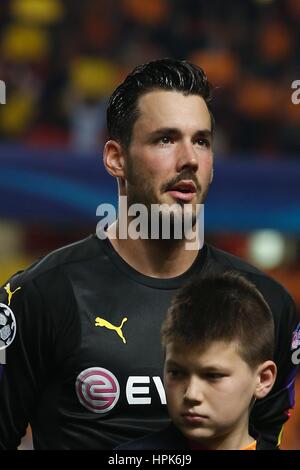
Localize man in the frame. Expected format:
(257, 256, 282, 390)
(0, 59, 298, 449)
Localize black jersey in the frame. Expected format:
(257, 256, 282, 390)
(0, 235, 298, 449)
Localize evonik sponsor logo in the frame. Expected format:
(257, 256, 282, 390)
(76, 367, 166, 413)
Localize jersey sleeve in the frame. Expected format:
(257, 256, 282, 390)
(0, 277, 56, 449)
(250, 293, 300, 449)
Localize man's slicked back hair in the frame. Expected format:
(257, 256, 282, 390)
(107, 58, 214, 150)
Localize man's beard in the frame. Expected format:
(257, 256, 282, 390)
(124, 155, 209, 240)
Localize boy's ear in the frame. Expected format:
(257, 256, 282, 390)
(254, 360, 277, 399)
(103, 140, 126, 179)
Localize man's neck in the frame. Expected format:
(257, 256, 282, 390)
(106, 222, 199, 278)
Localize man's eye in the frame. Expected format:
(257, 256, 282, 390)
(196, 139, 210, 148)
(158, 136, 172, 144)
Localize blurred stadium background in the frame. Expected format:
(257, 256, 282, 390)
(0, 0, 299, 450)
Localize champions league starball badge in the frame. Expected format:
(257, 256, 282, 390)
(0, 303, 17, 350)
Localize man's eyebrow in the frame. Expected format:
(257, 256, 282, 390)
(194, 129, 213, 139)
(149, 128, 180, 137)
(149, 128, 212, 138)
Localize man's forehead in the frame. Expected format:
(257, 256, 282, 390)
(138, 89, 208, 111)
(136, 90, 211, 131)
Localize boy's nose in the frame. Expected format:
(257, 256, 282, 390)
(183, 377, 204, 404)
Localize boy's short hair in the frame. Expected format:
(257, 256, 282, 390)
(161, 272, 275, 369)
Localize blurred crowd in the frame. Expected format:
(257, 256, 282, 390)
(0, 0, 299, 156)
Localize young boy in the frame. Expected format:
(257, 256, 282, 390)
(116, 272, 277, 450)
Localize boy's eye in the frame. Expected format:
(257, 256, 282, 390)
(167, 369, 183, 379)
(205, 372, 226, 381)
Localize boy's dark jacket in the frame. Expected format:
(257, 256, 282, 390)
(115, 423, 278, 450)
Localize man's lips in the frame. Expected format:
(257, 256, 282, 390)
(166, 180, 197, 202)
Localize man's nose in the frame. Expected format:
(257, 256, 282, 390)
(176, 142, 199, 173)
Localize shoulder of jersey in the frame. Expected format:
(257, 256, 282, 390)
(5, 234, 103, 288)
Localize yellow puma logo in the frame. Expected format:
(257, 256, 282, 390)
(4, 283, 21, 306)
(95, 317, 128, 344)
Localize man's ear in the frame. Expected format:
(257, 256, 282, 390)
(254, 360, 277, 399)
(103, 140, 126, 179)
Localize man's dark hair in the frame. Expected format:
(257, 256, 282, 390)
(161, 272, 275, 369)
(107, 58, 214, 150)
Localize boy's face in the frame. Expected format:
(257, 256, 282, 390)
(164, 340, 260, 445)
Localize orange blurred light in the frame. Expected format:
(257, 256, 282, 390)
(122, 0, 169, 25)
